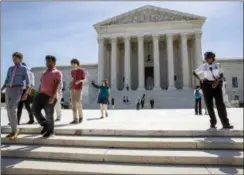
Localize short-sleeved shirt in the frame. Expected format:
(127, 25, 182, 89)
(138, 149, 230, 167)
(40, 68, 62, 97)
(194, 61, 223, 81)
(71, 68, 85, 90)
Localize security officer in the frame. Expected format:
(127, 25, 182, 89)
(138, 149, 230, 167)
(193, 51, 233, 129)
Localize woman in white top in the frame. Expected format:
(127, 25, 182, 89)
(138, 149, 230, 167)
(193, 51, 233, 129)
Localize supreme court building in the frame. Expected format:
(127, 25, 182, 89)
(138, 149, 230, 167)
(94, 5, 204, 91)
(32, 5, 243, 108)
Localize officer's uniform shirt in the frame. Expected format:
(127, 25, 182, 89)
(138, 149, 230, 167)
(195, 61, 223, 81)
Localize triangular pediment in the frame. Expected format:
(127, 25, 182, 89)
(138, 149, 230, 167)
(94, 5, 206, 27)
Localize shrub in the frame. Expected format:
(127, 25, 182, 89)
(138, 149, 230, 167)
(239, 101, 244, 108)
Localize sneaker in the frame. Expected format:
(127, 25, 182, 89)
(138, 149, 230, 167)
(55, 118, 61, 122)
(40, 125, 48, 135)
(70, 120, 79, 124)
(5, 132, 15, 138)
(79, 117, 83, 123)
(223, 125, 234, 129)
(105, 113, 108, 117)
(9, 130, 20, 140)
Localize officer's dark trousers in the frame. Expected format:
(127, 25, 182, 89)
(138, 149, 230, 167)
(202, 80, 230, 127)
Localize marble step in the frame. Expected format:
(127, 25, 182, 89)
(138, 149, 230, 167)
(2, 144, 243, 166)
(2, 158, 243, 175)
(1, 134, 243, 150)
(1, 127, 242, 137)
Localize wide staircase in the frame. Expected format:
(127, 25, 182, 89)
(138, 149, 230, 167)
(84, 89, 198, 109)
(1, 127, 243, 174)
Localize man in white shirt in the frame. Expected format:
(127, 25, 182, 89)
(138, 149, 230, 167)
(17, 62, 35, 124)
(193, 51, 233, 129)
(55, 76, 63, 121)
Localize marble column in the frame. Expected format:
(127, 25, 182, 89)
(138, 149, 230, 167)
(111, 37, 117, 90)
(166, 34, 175, 89)
(137, 35, 145, 90)
(194, 32, 203, 67)
(180, 33, 190, 89)
(194, 32, 203, 86)
(124, 36, 131, 89)
(97, 37, 104, 83)
(153, 35, 161, 90)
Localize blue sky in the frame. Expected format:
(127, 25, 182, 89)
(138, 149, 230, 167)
(1, 1, 243, 84)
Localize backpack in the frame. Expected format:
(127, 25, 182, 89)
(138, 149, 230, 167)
(194, 90, 201, 99)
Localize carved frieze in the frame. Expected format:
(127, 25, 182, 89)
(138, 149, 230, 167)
(102, 9, 198, 26)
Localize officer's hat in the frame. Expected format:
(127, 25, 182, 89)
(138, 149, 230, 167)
(204, 51, 215, 59)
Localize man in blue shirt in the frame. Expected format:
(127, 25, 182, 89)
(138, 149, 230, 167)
(1, 52, 30, 140)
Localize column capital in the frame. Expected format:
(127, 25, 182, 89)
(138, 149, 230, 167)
(194, 32, 202, 39)
(152, 34, 160, 40)
(124, 35, 131, 40)
(111, 36, 117, 43)
(166, 33, 173, 40)
(137, 35, 144, 40)
(97, 37, 104, 43)
(180, 32, 188, 37)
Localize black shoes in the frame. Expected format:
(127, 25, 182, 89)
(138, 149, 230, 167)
(70, 120, 79, 124)
(210, 125, 216, 129)
(223, 125, 234, 129)
(40, 125, 48, 135)
(43, 132, 54, 138)
(27, 120, 34, 124)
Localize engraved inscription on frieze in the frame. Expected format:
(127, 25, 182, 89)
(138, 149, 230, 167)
(104, 9, 198, 26)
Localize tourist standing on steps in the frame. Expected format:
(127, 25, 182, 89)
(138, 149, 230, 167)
(150, 98, 154, 109)
(193, 51, 233, 129)
(194, 85, 202, 115)
(54, 78, 63, 121)
(111, 98, 115, 109)
(32, 55, 62, 138)
(69, 59, 86, 124)
(1, 52, 30, 140)
(141, 94, 145, 109)
(17, 62, 35, 125)
(136, 96, 140, 110)
(91, 80, 111, 118)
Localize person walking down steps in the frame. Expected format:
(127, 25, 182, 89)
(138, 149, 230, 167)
(1, 52, 30, 140)
(91, 80, 111, 118)
(193, 51, 233, 129)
